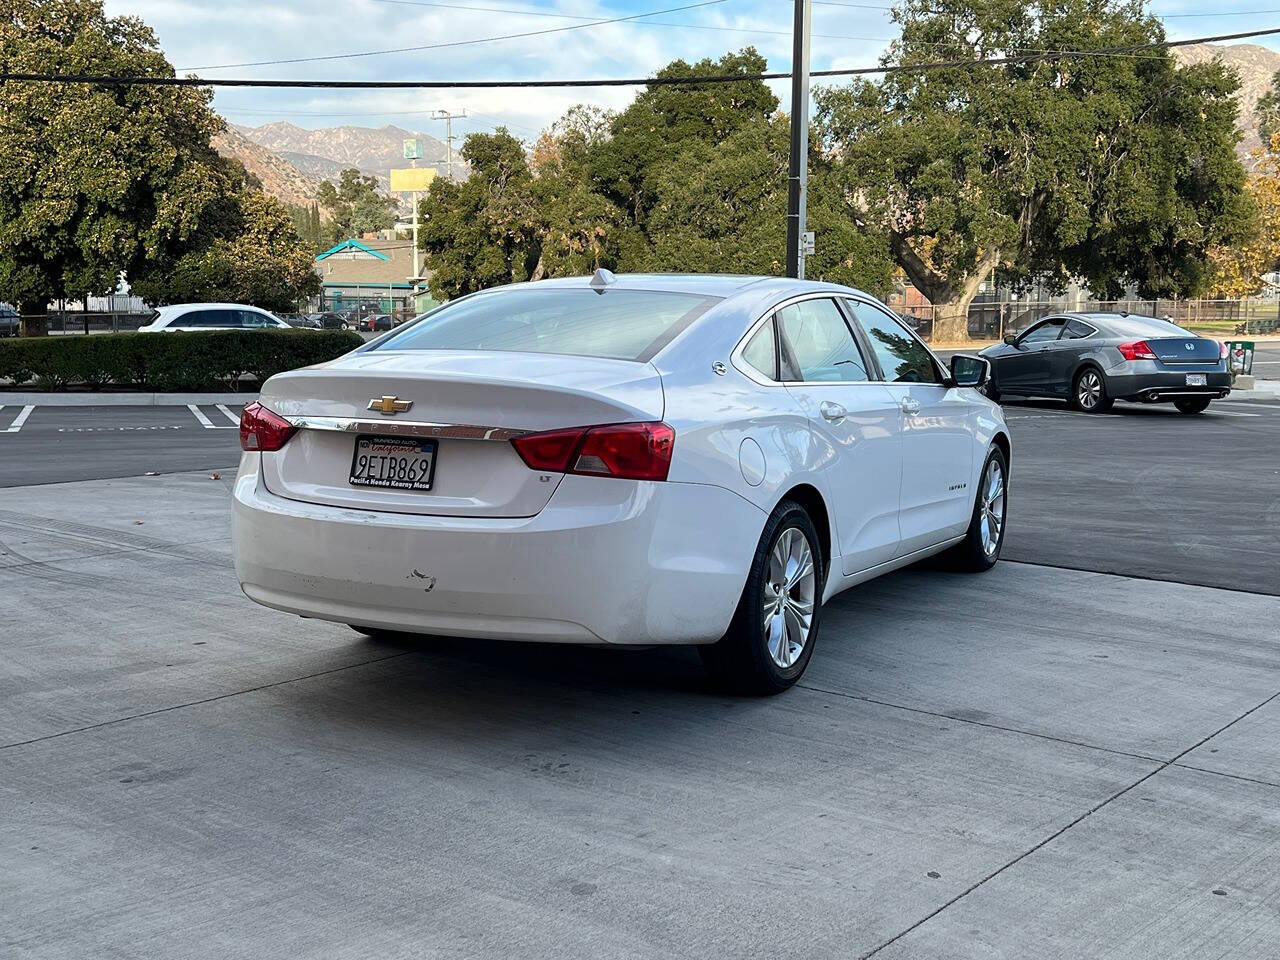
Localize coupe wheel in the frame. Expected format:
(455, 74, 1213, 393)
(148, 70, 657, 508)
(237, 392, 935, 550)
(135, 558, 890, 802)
(946, 446, 1008, 571)
(700, 500, 823, 695)
(1175, 397, 1211, 414)
(1072, 368, 1112, 413)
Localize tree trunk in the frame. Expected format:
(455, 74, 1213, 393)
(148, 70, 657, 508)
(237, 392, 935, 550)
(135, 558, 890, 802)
(930, 298, 974, 344)
(16, 300, 49, 337)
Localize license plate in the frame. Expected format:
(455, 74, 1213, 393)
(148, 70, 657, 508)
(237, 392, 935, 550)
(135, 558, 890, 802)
(349, 435, 437, 490)
(1186, 373, 1207, 386)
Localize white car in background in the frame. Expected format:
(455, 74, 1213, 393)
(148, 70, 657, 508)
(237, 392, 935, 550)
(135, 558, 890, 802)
(232, 272, 1010, 694)
(137, 303, 292, 332)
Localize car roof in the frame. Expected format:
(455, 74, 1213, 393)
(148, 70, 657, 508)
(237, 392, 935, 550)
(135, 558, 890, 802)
(503, 272, 839, 299)
(155, 303, 272, 316)
(1065, 312, 1186, 336)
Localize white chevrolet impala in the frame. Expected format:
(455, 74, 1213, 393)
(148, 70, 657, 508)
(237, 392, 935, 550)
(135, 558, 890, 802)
(232, 272, 1010, 693)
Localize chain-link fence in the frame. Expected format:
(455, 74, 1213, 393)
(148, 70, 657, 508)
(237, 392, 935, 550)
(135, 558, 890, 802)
(886, 297, 1280, 343)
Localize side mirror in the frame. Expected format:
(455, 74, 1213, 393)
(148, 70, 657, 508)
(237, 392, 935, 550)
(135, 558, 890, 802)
(949, 353, 990, 389)
(1003, 333, 1018, 346)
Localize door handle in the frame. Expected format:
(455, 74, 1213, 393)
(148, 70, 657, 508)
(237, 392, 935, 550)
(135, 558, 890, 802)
(900, 397, 922, 416)
(820, 401, 847, 422)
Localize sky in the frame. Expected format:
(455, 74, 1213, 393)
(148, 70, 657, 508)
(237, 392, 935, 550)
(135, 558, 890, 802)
(102, 0, 1280, 141)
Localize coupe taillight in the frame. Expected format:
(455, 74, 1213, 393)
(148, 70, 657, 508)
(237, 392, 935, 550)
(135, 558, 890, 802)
(1117, 340, 1157, 361)
(239, 402, 297, 452)
(1219, 340, 1229, 359)
(511, 422, 675, 481)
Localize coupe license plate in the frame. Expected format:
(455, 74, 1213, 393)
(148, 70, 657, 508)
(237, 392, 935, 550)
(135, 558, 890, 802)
(349, 435, 438, 490)
(1186, 373, 1207, 386)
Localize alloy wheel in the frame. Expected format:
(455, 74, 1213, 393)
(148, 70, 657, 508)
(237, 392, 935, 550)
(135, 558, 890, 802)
(980, 458, 1005, 557)
(1077, 371, 1103, 410)
(761, 527, 816, 669)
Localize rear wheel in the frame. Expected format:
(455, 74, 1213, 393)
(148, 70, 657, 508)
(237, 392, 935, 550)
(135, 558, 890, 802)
(1072, 367, 1113, 413)
(945, 446, 1008, 572)
(1175, 397, 1211, 415)
(699, 500, 823, 696)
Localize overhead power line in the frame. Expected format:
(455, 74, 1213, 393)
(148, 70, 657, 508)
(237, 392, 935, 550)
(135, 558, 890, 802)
(5, 25, 1278, 90)
(179, 0, 729, 70)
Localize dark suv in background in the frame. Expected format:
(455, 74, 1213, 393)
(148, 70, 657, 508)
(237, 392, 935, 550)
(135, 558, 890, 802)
(0, 307, 19, 337)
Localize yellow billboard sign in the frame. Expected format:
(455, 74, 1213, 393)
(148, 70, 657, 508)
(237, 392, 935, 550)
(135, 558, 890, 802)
(390, 167, 437, 192)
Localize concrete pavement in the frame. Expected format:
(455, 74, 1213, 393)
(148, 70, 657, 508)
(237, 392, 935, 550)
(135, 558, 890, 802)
(2, 472, 1278, 958)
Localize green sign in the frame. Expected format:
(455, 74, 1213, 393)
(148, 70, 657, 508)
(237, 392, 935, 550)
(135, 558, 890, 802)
(402, 138, 422, 160)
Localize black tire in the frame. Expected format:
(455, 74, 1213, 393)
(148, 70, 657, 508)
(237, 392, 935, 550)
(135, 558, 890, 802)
(1071, 367, 1113, 413)
(1175, 397, 1211, 415)
(945, 445, 1009, 572)
(699, 500, 825, 696)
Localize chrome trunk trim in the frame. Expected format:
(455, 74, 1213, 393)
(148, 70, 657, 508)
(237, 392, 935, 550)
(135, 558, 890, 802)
(284, 415, 531, 441)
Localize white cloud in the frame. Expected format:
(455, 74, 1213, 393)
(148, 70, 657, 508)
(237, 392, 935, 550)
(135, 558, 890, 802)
(107, 0, 1280, 135)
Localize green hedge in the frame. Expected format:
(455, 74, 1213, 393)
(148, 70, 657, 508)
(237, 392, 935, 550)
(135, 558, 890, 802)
(0, 329, 365, 391)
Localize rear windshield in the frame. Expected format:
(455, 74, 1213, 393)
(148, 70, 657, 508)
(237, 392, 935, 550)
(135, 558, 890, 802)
(374, 288, 718, 361)
(1093, 315, 1189, 338)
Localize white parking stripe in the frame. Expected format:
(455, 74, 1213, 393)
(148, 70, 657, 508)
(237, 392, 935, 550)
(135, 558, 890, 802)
(186, 404, 215, 428)
(5, 405, 35, 433)
(215, 403, 241, 424)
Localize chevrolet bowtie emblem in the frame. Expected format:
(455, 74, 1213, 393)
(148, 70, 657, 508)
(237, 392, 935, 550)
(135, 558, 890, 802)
(368, 396, 413, 415)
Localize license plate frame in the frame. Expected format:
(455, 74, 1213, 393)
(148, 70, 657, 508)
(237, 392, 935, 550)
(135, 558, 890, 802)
(1185, 373, 1207, 387)
(349, 434, 438, 491)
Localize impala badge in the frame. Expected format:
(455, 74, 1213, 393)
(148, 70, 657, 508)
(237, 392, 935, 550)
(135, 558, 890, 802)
(368, 396, 413, 415)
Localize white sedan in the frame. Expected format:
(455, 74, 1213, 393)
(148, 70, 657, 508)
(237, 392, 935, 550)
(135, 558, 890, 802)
(232, 272, 1010, 693)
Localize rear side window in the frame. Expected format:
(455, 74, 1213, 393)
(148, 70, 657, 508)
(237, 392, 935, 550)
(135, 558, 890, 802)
(181, 309, 236, 328)
(376, 288, 718, 362)
(1064, 319, 1095, 339)
(741, 318, 777, 379)
(776, 299, 870, 383)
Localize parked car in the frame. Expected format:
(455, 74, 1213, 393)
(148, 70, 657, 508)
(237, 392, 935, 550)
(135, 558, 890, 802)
(137, 303, 293, 332)
(0, 306, 19, 337)
(979, 312, 1230, 414)
(232, 272, 1010, 694)
(308, 312, 348, 330)
(364, 313, 395, 332)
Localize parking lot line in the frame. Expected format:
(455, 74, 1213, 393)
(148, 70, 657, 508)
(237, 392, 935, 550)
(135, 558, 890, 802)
(5, 405, 35, 433)
(215, 404, 241, 425)
(186, 404, 234, 429)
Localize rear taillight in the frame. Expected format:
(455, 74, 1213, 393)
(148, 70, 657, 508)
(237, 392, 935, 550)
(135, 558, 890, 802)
(1219, 340, 1229, 359)
(511, 422, 675, 481)
(239, 402, 297, 452)
(1117, 340, 1157, 361)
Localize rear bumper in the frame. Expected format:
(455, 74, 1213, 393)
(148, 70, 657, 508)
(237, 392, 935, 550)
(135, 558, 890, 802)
(1108, 370, 1232, 401)
(231, 454, 766, 645)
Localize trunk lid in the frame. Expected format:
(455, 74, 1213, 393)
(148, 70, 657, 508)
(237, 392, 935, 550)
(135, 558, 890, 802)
(1148, 337, 1220, 365)
(258, 350, 665, 518)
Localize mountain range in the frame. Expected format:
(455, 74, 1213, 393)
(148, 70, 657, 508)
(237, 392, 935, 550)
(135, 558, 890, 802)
(211, 44, 1280, 209)
(218, 122, 457, 208)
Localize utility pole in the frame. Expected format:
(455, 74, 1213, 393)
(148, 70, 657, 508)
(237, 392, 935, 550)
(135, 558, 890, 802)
(785, 0, 812, 279)
(410, 152, 421, 283)
(430, 109, 467, 180)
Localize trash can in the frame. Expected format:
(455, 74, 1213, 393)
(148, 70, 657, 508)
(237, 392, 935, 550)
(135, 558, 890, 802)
(1225, 341, 1254, 377)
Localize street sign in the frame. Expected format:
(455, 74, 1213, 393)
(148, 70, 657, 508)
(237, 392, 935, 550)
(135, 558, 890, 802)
(390, 167, 436, 192)
(402, 138, 422, 160)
